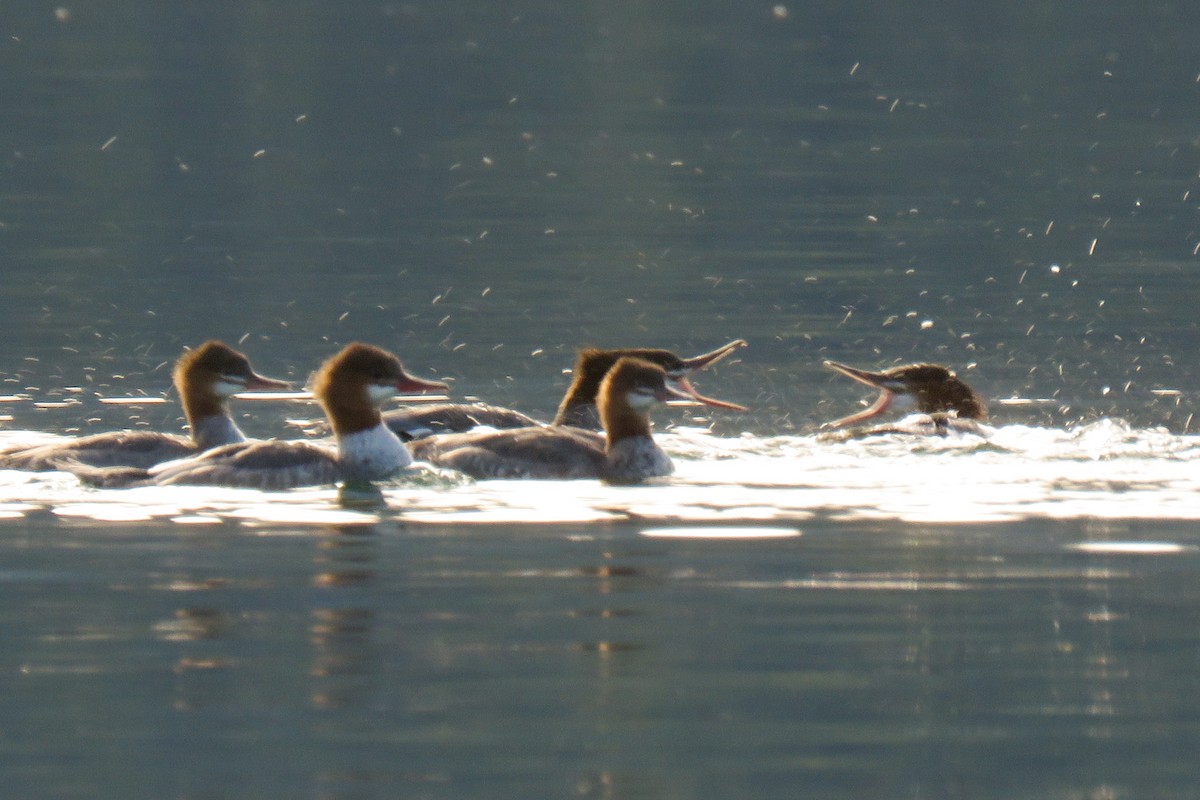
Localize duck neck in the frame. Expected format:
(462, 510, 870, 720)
(179, 377, 244, 448)
(190, 414, 247, 450)
(553, 351, 619, 428)
(555, 403, 602, 430)
(600, 395, 653, 452)
(324, 388, 385, 438)
(335, 422, 413, 481)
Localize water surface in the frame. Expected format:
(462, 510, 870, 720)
(4, 506, 1200, 798)
(3, 0, 1200, 797)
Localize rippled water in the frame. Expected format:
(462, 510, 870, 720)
(5, 0, 1200, 795)
(6, 400, 1200, 799)
(4, 414, 1200, 526)
(4, 435, 1200, 798)
(5, 410, 1200, 797)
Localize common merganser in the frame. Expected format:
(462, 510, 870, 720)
(408, 356, 744, 483)
(150, 343, 448, 489)
(382, 339, 746, 439)
(0, 340, 290, 471)
(78, 343, 448, 490)
(554, 339, 747, 429)
(821, 360, 988, 436)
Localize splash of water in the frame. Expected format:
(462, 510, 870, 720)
(2, 419, 1199, 526)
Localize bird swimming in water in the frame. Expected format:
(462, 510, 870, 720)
(383, 339, 746, 439)
(408, 356, 745, 483)
(0, 340, 291, 471)
(821, 360, 988, 438)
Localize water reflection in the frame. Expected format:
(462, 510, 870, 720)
(570, 552, 646, 660)
(153, 607, 227, 642)
(310, 524, 380, 712)
(309, 608, 377, 710)
(3, 507, 1199, 797)
(5, 0, 1200, 793)
(336, 481, 386, 510)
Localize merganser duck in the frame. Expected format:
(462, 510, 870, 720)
(408, 356, 744, 483)
(382, 339, 747, 439)
(553, 339, 747, 429)
(123, 343, 449, 489)
(821, 360, 988, 437)
(0, 340, 290, 471)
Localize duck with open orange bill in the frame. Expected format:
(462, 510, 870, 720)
(382, 339, 746, 439)
(821, 360, 989, 438)
(408, 356, 746, 483)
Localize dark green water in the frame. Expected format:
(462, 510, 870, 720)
(3, 1, 1200, 796)
(4, 1, 1199, 430)
(5, 514, 1200, 799)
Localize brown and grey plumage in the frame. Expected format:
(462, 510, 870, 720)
(74, 343, 447, 490)
(0, 341, 290, 471)
(409, 357, 744, 484)
(821, 360, 988, 438)
(382, 339, 746, 439)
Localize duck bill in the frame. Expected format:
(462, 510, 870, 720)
(679, 339, 747, 372)
(822, 361, 906, 429)
(397, 375, 450, 397)
(240, 373, 293, 392)
(822, 388, 896, 429)
(822, 360, 901, 391)
(665, 376, 748, 411)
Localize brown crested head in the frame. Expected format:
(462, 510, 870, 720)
(822, 360, 986, 428)
(596, 357, 673, 443)
(555, 340, 746, 424)
(314, 343, 448, 436)
(174, 340, 290, 423)
(891, 364, 987, 420)
(567, 348, 681, 399)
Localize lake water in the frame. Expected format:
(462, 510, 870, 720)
(3, 1, 1200, 797)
